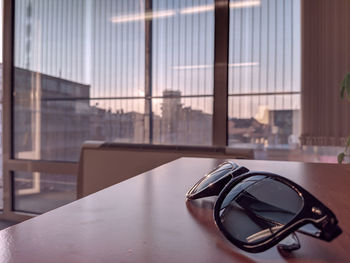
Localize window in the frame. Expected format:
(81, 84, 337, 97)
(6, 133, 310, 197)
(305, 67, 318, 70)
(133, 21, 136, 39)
(13, 0, 305, 163)
(5, 0, 345, 218)
(13, 0, 215, 162)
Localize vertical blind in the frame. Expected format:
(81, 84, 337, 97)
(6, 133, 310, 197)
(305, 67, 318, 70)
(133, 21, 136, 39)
(300, 0, 350, 146)
(13, 0, 215, 162)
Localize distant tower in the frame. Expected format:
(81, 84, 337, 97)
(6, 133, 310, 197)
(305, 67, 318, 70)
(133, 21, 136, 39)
(161, 90, 182, 143)
(162, 90, 182, 116)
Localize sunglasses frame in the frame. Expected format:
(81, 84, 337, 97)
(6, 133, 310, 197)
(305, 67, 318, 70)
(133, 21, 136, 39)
(213, 171, 342, 253)
(186, 161, 249, 200)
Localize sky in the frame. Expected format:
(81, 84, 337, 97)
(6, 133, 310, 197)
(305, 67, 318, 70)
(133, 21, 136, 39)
(11, 0, 300, 117)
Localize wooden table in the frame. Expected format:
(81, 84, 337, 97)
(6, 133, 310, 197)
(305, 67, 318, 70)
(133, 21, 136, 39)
(0, 158, 349, 263)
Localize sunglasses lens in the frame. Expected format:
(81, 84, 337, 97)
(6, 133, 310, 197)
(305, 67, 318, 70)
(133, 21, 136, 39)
(190, 162, 236, 195)
(218, 175, 303, 244)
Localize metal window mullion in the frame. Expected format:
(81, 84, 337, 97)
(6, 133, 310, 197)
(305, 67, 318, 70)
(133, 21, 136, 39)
(145, 0, 153, 143)
(213, 0, 229, 147)
(3, 0, 15, 218)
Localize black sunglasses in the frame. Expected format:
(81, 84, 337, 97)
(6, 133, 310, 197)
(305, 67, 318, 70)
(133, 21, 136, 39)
(186, 161, 342, 253)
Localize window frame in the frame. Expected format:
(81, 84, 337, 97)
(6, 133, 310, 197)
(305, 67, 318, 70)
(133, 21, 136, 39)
(1, 0, 229, 220)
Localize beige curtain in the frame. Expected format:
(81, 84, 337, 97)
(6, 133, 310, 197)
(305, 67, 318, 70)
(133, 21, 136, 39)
(300, 0, 350, 146)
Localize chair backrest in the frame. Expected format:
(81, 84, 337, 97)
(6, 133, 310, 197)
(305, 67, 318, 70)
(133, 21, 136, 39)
(77, 141, 254, 198)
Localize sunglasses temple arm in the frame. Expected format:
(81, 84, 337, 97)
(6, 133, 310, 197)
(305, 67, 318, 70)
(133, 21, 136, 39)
(201, 167, 250, 198)
(277, 232, 300, 252)
(188, 176, 232, 199)
(315, 220, 342, 242)
(271, 221, 340, 252)
(277, 219, 341, 252)
(297, 212, 342, 242)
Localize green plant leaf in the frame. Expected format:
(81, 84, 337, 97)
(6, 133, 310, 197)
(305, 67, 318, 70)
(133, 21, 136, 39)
(340, 73, 350, 100)
(345, 73, 350, 100)
(341, 83, 345, 99)
(338, 152, 345, 164)
(345, 134, 350, 151)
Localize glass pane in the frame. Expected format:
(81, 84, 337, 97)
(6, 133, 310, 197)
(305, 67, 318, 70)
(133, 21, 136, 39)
(228, 0, 302, 151)
(13, 172, 76, 214)
(13, 0, 145, 162)
(13, 0, 215, 162)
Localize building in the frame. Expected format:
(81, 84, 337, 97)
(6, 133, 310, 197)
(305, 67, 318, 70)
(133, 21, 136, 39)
(14, 67, 91, 161)
(158, 90, 211, 145)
